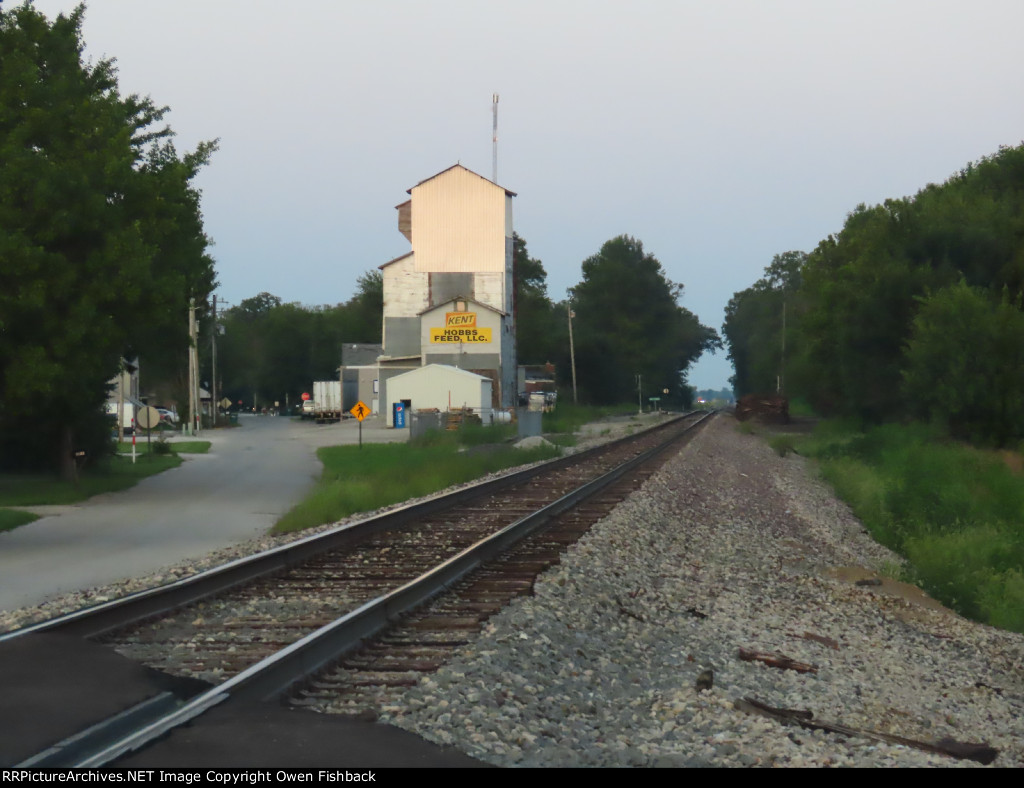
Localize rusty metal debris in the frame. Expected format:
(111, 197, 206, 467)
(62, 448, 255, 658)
(796, 631, 840, 650)
(735, 697, 999, 765)
(737, 648, 818, 674)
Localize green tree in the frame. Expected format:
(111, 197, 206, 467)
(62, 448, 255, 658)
(792, 202, 953, 421)
(0, 3, 216, 477)
(903, 282, 1024, 446)
(344, 269, 383, 344)
(129, 139, 218, 407)
(569, 236, 720, 406)
(723, 251, 804, 397)
(785, 144, 1024, 424)
(216, 274, 384, 411)
(513, 233, 560, 365)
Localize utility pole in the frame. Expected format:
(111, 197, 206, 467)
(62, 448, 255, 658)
(210, 295, 218, 427)
(188, 298, 201, 435)
(777, 299, 787, 394)
(117, 358, 125, 444)
(636, 373, 643, 415)
(492, 93, 499, 183)
(568, 305, 578, 405)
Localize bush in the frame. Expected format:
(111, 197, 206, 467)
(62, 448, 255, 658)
(152, 436, 173, 455)
(768, 434, 796, 456)
(903, 282, 1024, 446)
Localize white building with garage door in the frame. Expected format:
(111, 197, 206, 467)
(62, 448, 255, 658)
(382, 364, 493, 427)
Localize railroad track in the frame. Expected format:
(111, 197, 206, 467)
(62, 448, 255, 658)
(4, 411, 713, 766)
(291, 481, 641, 718)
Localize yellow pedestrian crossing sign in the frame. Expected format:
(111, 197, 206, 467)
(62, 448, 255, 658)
(350, 401, 370, 421)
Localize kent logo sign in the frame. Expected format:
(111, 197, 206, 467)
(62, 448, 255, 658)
(445, 312, 476, 327)
(430, 312, 492, 344)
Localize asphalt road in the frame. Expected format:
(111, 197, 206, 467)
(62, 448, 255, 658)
(0, 415, 407, 614)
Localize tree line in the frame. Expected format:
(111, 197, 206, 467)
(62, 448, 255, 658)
(723, 142, 1024, 446)
(0, 4, 216, 478)
(510, 234, 720, 410)
(221, 234, 720, 414)
(215, 274, 382, 412)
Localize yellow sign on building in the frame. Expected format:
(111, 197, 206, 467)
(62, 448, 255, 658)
(430, 327, 492, 344)
(445, 312, 477, 327)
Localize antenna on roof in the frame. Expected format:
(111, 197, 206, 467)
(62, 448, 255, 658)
(492, 93, 499, 183)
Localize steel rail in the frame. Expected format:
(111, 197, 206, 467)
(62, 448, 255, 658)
(70, 410, 713, 767)
(1, 413, 693, 644)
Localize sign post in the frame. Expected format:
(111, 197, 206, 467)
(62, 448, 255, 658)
(350, 400, 370, 448)
(137, 406, 162, 456)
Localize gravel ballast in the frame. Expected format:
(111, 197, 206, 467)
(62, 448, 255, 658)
(4, 413, 1021, 767)
(380, 415, 1024, 767)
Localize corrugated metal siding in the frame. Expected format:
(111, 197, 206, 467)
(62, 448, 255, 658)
(505, 194, 514, 237)
(383, 317, 422, 358)
(429, 272, 474, 306)
(382, 254, 429, 318)
(473, 272, 504, 312)
(411, 167, 507, 273)
(427, 352, 501, 370)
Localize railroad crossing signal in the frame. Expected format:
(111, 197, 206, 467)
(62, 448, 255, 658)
(350, 401, 370, 422)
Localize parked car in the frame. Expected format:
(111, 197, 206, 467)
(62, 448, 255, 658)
(156, 407, 179, 425)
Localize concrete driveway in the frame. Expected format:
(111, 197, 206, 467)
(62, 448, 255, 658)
(0, 415, 407, 613)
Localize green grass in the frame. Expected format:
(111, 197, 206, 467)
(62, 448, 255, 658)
(0, 453, 183, 508)
(116, 440, 210, 454)
(768, 434, 797, 456)
(273, 425, 562, 534)
(542, 402, 631, 436)
(736, 420, 757, 436)
(0, 438, 206, 534)
(0, 508, 39, 532)
(798, 420, 1024, 632)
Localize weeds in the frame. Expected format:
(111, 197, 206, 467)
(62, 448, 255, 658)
(273, 434, 561, 534)
(804, 420, 1024, 632)
(542, 402, 626, 435)
(768, 434, 797, 457)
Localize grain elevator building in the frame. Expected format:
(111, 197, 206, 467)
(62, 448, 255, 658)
(377, 164, 518, 420)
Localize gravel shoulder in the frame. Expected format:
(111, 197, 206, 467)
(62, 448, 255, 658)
(6, 411, 1021, 767)
(381, 414, 1024, 767)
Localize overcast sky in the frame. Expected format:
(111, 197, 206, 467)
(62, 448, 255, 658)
(20, 0, 1024, 390)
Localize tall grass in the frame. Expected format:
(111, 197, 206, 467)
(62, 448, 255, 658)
(542, 402, 630, 435)
(802, 421, 1024, 632)
(273, 426, 561, 534)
